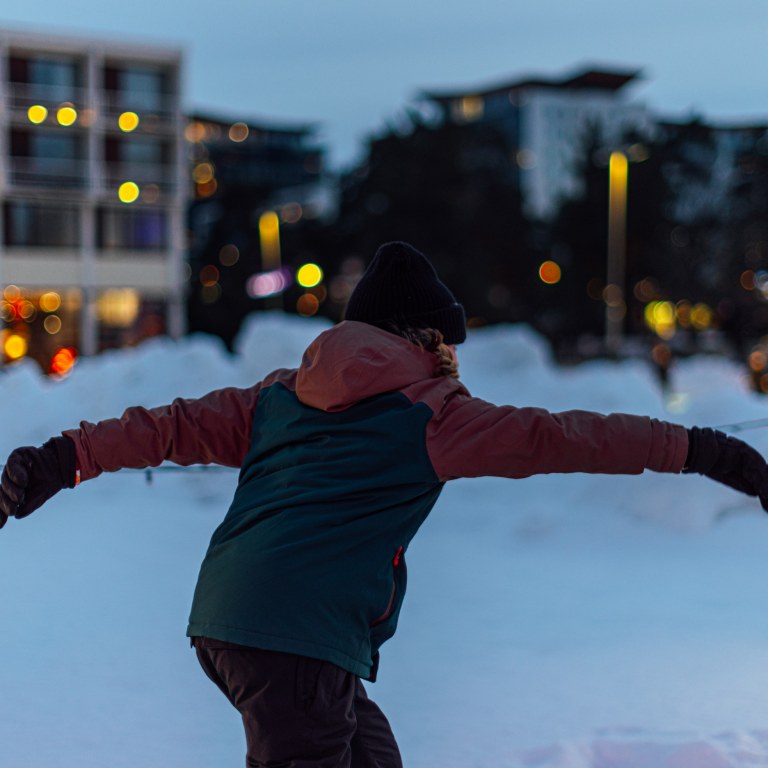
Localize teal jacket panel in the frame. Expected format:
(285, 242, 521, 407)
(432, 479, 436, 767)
(187, 382, 442, 679)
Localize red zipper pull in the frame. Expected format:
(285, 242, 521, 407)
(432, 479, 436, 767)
(393, 546, 403, 567)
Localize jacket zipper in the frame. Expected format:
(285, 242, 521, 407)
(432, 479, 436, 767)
(370, 546, 404, 627)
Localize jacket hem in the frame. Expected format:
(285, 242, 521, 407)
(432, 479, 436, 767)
(186, 622, 373, 679)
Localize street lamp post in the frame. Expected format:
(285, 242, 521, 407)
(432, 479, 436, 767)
(605, 150, 628, 355)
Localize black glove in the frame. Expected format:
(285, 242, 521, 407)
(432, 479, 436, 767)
(0, 437, 78, 529)
(683, 427, 768, 511)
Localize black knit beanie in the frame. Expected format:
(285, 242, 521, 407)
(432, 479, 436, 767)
(344, 241, 466, 344)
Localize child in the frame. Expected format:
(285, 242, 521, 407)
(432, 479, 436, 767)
(2, 241, 767, 768)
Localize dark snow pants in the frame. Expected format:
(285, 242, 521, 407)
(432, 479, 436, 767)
(193, 637, 403, 768)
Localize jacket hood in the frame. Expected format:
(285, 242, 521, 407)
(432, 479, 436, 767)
(296, 321, 446, 412)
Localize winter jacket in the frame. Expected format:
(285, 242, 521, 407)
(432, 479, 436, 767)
(64, 321, 688, 680)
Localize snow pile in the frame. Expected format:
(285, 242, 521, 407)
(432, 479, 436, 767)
(2, 314, 768, 768)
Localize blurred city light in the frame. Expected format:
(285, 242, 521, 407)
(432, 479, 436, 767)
(39, 291, 61, 312)
(538, 260, 561, 285)
(141, 184, 160, 203)
(201, 284, 222, 303)
(199, 265, 220, 286)
(297, 293, 320, 316)
(118, 181, 140, 203)
(96, 289, 140, 327)
(516, 149, 536, 169)
(185, 121, 207, 143)
(49, 347, 77, 378)
(280, 203, 303, 224)
(219, 244, 240, 266)
(27, 105, 47, 124)
(644, 300, 676, 339)
(246, 268, 293, 298)
(690, 303, 713, 330)
(44, 315, 62, 334)
(4, 334, 27, 360)
(56, 105, 77, 126)
(193, 162, 215, 184)
(119, 111, 140, 132)
(296, 263, 323, 288)
(258, 211, 281, 271)
(229, 122, 249, 142)
(456, 96, 484, 121)
(741, 270, 756, 291)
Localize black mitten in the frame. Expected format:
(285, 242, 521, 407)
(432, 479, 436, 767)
(0, 437, 77, 528)
(684, 427, 768, 511)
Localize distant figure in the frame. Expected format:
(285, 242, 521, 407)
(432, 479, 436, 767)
(651, 341, 674, 393)
(3, 241, 768, 767)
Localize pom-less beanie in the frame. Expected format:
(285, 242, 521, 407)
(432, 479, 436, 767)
(344, 241, 467, 344)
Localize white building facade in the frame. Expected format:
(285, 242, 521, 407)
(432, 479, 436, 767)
(0, 28, 186, 372)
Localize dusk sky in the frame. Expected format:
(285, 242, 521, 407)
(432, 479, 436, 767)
(1, 0, 766, 167)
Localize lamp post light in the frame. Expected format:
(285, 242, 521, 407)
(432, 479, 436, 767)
(258, 211, 283, 309)
(605, 150, 628, 355)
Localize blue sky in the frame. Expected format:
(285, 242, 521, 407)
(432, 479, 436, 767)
(1, 0, 766, 167)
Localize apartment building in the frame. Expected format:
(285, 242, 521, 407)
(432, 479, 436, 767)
(420, 66, 654, 220)
(0, 28, 186, 373)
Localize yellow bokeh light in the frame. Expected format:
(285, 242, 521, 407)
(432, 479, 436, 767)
(96, 289, 140, 327)
(691, 303, 713, 330)
(297, 263, 323, 288)
(258, 211, 281, 270)
(118, 181, 140, 204)
(193, 162, 215, 184)
(652, 301, 675, 325)
(39, 291, 61, 312)
(538, 261, 561, 285)
(4, 334, 27, 360)
(28, 105, 48, 124)
(3, 285, 20, 301)
(119, 111, 140, 132)
(644, 300, 677, 339)
(57, 106, 77, 126)
(457, 96, 484, 121)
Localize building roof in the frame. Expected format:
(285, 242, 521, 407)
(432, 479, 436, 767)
(188, 110, 320, 138)
(419, 65, 641, 104)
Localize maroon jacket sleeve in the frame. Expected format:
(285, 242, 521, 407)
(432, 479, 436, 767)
(426, 393, 689, 482)
(62, 385, 262, 481)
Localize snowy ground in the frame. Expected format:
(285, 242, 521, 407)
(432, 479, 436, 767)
(3, 315, 768, 768)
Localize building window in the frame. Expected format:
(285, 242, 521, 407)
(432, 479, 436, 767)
(4, 202, 81, 247)
(97, 207, 168, 251)
(105, 135, 170, 164)
(103, 65, 172, 113)
(9, 55, 82, 104)
(97, 292, 167, 352)
(9, 129, 86, 187)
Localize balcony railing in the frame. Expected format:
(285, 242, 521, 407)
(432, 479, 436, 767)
(7, 82, 89, 112)
(101, 91, 179, 122)
(8, 156, 89, 189)
(6, 83, 180, 126)
(104, 161, 178, 192)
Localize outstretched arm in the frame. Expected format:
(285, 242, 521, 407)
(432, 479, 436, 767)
(0, 383, 262, 528)
(427, 394, 768, 509)
(66, 385, 261, 481)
